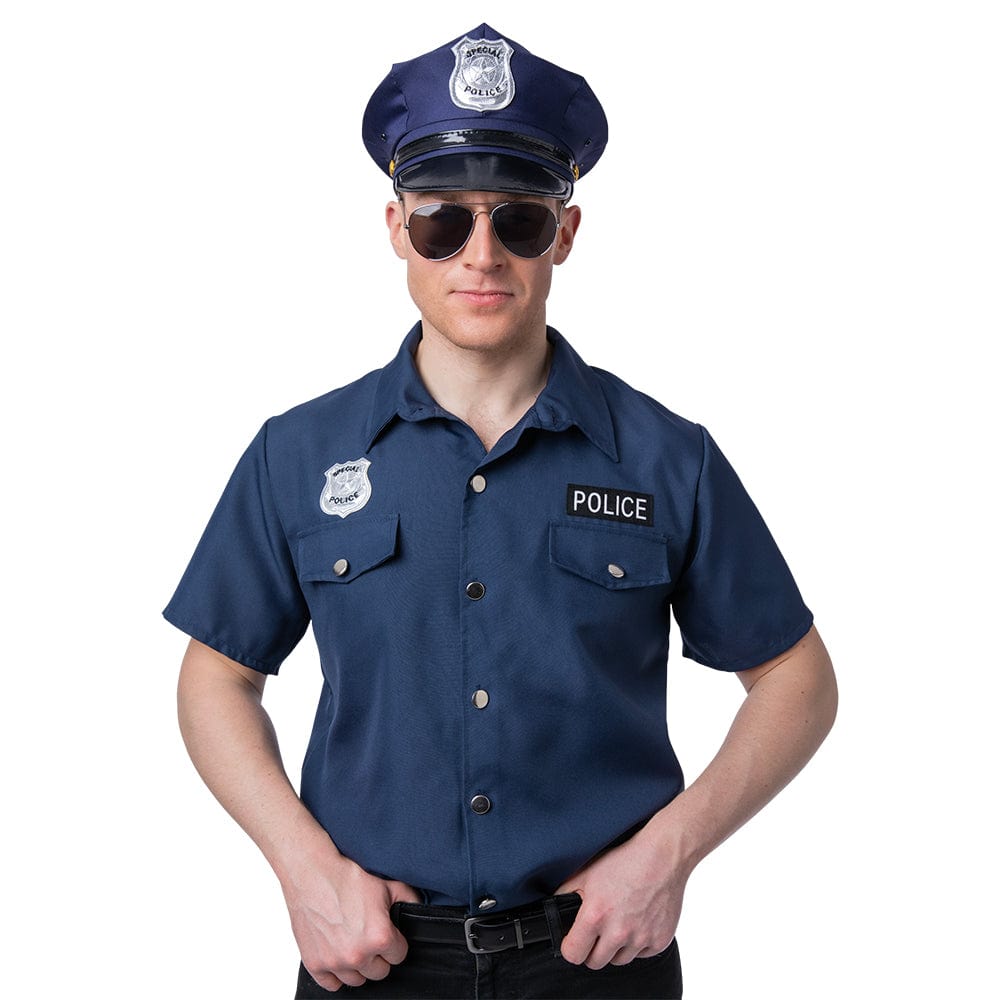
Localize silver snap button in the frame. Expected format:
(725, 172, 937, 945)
(333, 558, 350, 577)
(470, 794, 492, 815)
(466, 581, 486, 600)
(607, 563, 625, 579)
(472, 689, 490, 709)
(470, 474, 487, 494)
(478, 897, 497, 910)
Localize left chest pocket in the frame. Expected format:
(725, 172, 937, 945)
(549, 521, 672, 590)
(296, 514, 399, 584)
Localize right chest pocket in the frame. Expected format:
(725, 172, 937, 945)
(549, 521, 672, 590)
(296, 513, 399, 585)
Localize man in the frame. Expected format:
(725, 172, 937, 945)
(167, 24, 837, 999)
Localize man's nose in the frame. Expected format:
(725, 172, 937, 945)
(462, 210, 505, 268)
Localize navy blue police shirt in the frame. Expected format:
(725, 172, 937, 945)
(164, 324, 813, 912)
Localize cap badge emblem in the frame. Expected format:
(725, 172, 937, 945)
(449, 35, 515, 112)
(320, 458, 372, 518)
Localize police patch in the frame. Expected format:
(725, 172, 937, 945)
(321, 458, 372, 518)
(566, 484, 655, 526)
(449, 34, 515, 112)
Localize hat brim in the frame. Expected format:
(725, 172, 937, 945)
(394, 152, 572, 199)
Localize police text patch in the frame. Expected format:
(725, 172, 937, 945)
(566, 484, 655, 526)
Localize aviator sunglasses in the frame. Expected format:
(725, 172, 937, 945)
(403, 200, 562, 261)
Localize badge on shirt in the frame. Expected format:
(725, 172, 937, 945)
(321, 458, 372, 518)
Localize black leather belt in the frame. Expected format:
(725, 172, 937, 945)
(391, 893, 582, 955)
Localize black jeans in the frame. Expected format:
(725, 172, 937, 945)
(295, 903, 682, 1000)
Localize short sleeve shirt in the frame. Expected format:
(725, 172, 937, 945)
(165, 324, 812, 910)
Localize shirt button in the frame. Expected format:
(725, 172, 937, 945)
(470, 794, 492, 815)
(472, 689, 490, 709)
(478, 897, 498, 910)
(466, 581, 486, 600)
(607, 563, 625, 579)
(470, 474, 487, 493)
(333, 558, 350, 577)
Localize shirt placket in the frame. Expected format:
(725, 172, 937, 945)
(459, 455, 507, 913)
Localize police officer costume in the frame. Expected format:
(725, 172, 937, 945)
(166, 25, 812, 999)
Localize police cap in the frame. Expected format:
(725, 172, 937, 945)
(362, 24, 608, 199)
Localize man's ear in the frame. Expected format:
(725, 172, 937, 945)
(386, 199, 408, 260)
(553, 204, 582, 265)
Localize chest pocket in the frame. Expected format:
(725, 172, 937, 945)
(549, 521, 671, 590)
(297, 514, 399, 584)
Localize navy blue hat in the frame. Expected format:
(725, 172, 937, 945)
(362, 24, 608, 198)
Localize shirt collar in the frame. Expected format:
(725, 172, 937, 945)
(365, 323, 619, 461)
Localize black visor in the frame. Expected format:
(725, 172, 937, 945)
(394, 152, 572, 199)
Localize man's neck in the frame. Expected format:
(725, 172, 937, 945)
(414, 323, 552, 453)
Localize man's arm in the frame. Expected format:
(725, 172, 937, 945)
(556, 625, 837, 969)
(176, 638, 420, 991)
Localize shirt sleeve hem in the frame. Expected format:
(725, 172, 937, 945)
(682, 613, 814, 673)
(161, 609, 283, 675)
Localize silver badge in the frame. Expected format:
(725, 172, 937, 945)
(320, 458, 372, 518)
(449, 34, 515, 112)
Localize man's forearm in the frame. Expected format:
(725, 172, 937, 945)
(557, 626, 837, 968)
(645, 625, 838, 878)
(176, 638, 342, 882)
(176, 638, 420, 990)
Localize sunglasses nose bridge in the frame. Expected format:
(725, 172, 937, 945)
(461, 207, 507, 263)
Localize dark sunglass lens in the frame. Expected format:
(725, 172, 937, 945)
(408, 204, 474, 260)
(492, 203, 558, 258)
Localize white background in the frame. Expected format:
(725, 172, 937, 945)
(2, 2, 996, 997)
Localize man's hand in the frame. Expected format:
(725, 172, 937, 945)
(284, 849, 421, 992)
(555, 824, 686, 969)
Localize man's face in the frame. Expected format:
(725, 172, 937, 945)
(385, 190, 581, 358)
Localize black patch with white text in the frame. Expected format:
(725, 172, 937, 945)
(566, 484, 655, 526)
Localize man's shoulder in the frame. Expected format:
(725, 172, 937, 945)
(232, 365, 389, 485)
(263, 327, 418, 446)
(257, 366, 386, 457)
(590, 364, 706, 452)
(274, 366, 383, 426)
(548, 328, 707, 463)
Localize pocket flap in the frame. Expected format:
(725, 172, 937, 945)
(297, 514, 399, 584)
(549, 522, 671, 589)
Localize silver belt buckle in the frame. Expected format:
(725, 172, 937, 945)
(464, 916, 490, 954)
(463, 915, 525, 954)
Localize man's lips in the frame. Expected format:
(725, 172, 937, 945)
(452, 289, 513, 305)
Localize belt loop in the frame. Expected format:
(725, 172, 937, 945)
(514, 917, 525, 950)
(542, 897, 564, 958)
